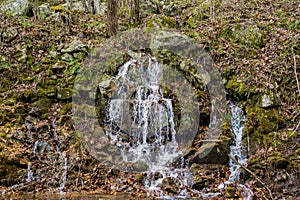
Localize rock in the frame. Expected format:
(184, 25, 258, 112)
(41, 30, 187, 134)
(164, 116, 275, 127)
(141, 0, 158, 14)
(163, 3, 179, 17)
(145, 14, 176, 28)
(0, 156, 27, 186)
(192, 176, 206, 190)
(261, 93, 279, 108)
(0, 0, 30, 16)
(226, 76, 255, 100)
(67, 1, 86, 13)
(14, 44, 28, 62)
(61, 53, 74, 62)
(135, 173, 143, 182)
(231, 21, 265, 48)
(245, 106, 285, 134)
(1, 27, 18, 43)
(187, 139, 230, 164)
(267, 152, 289, 169)
(94, 1, 106, 16)
(36, 3, 51, 20)
(61, 39, 87, 53)
(161, 177, 179, 194)
(98, 77, 116, 98)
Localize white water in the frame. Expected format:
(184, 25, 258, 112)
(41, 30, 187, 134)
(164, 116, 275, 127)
(26, 162, 33, 182)
(106, 55, 192, 198)
(218, 102, 253, 200)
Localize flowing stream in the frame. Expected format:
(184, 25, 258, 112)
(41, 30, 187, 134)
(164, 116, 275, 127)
(218, 102, 253, 199)
(106, 55, 193, 198)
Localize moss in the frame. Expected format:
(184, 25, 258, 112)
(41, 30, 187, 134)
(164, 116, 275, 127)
(60, 103, 72, 115)
(223, 21, 265, 48)
(226, 76, 255, 100)
(0, 156, 27, 186)
(267, 152, 289, 169)
(145, 14, 176, 28)
(225, 186, 238, 198)
(245, 106, 285, 135)
(135, 173, 143, 183)
(32, 98, 52, 115)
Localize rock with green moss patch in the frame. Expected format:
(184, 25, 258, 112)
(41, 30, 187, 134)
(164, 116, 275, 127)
(245, 106, 285, 134)
(267, 152, 289, 169)
(37, 3, 51, 20)
(30, 98, 52, 116)
(145, 14, 176, 28)
(226, 76, 255, 100)
(61, 39, 87, 53)
(231, 21, 265, 48)
(0, 0, 30, 16)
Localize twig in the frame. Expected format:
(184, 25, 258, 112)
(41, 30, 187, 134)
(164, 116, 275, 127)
(228, 154, 274, 200)
(293, 53, 300, 97)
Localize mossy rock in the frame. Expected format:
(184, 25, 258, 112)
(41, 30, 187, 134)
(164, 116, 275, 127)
(225, 185, 239, 198)
(225, 21, 265, 48)
(250, 93, 280, 108)
(37, 86, 56, 97)
(60, 103, 72, 115)
(145, 14, 176, 28)
(57, 87, 74, 100)
(245, 106, 285, 135)
(31, 98, 52, 116)
(267, 152, 289, 169)
(226, 76, 255, 100)
(134, 173, 143, 183)
(22, 90, 39, 102)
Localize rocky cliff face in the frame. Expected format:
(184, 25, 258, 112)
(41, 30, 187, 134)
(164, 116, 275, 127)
(0, 0, 299, 199)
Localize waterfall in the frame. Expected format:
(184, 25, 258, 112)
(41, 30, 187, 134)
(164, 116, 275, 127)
(106, 54, 192, 198)
(219, 102, 253, 199)
(227, 102, 247, 183)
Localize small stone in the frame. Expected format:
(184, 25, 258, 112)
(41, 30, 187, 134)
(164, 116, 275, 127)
(61, 53, 74, 62)
(61, 39, 87, 53)
(37, 3, 51, 20)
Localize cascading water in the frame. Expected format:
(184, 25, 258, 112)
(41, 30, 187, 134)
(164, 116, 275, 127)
(228, 102, 247, 183)
(106, 54, 193, 198)
(219, 102, 253, 199)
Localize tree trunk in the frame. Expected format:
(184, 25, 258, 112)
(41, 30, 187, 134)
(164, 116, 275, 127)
(106, 0, 118, 37)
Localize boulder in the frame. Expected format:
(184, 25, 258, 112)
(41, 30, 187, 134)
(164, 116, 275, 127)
(187, 139, 230, 165)
(0, 0, 30, 16)
(231, 21, 265, 48)
(61, 39, 87, 53)
(36, 3, 51, 20)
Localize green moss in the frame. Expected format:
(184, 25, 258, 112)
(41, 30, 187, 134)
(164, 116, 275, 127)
(226, 76, 255, 100)
(60, 103, 72, 115)
(135, 173, 143, 182)
(267, 152, 289, 169)
(224, 22, 265, 48)
(145, 14, 176, 28)
(225, 186, 238, 198)
(32, 98, 52, 114)
(245, 106, 285, 135)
